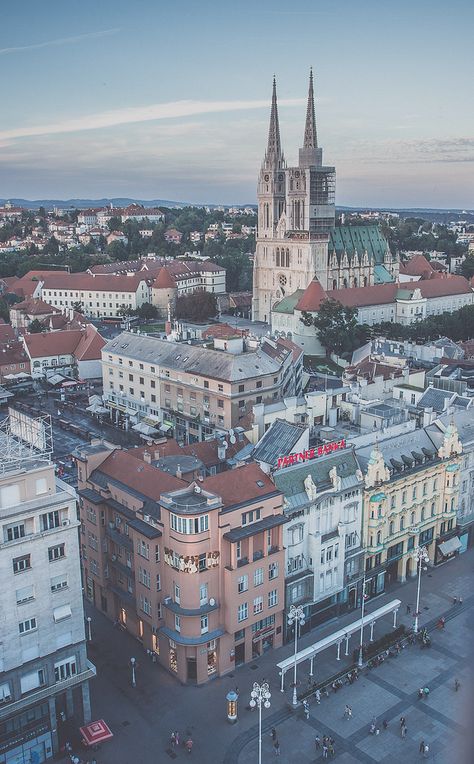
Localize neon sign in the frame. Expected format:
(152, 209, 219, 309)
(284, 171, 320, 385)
(276, 439, 346, 469)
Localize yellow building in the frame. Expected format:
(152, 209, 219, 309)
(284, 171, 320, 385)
(359, 422, 462, 597)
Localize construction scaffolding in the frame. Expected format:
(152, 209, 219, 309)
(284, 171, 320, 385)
(0, 407, 53, 475)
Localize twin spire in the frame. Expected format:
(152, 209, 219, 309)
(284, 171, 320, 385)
(265, 70, 318, 168)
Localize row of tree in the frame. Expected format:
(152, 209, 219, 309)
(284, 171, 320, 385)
(303, 299, 474, 357)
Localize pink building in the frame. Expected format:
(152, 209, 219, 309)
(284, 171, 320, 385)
(76, 444, 286, 684)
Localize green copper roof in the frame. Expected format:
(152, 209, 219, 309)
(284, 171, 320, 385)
(374, 264, 393, 283)
(329, 225, 389, 265)
(272, 289, 305, 314)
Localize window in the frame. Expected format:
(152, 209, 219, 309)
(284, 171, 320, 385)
(40, 510, 60, 531)
(53, 604, 72, 622)
(200, 615, 209, 634)
(19, 617, 37, 635)
(254, 567, 264, 587)
(51, 574, 68, 592)
(217, 399, 224, 409)
(13, 555, 31, 574)
(218, 384, 224, 392)
(242, 509, 261, 526)
(269, 562, 279, 580)
(288, 524, 303, 545)
(138, 567, 151, 589)
(238, 384, 245, 393)
(4, 522, 26, 542)
(389, 521, 394, 535)
(20, 669, 45, 695)
(139, 595, 152, 616)
(170, 514, 209, 534)
(137, 540, 150, 559)
(155, 544, 160, 563)
(326, 547, 333, 562)
(268, 589, 278, 608)
(238, 575, 248, 593)
(253, 596, 263, 614)
(431, 502, 436, 517)
(402, 491, 407, 504)
(16, 585, 34, 604)
(256, 381, 262, 389)
(54, 657, 77, 682)
(238, 603, 248, 622)
(174, 583, 180, 604)
(0, 683, 12, 703)
(0, 483, 20, 508)
(48, 544, 65, 562)
(204, 380, 209, 389)
(175, 615, 181, 632)
(200, 583, 208, 605)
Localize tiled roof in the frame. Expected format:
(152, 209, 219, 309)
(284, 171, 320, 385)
(399, 254, 435, 278)
(295, 278, 327, 312)
(103, 332, 287, 382)
(12, 298, 60, 316)
(417, 387, 454, 412)
(95, 449, 186, 502)
(202, 463, 280, 509)
(202, 323, 244, 339)
(22, 326, 105, 360)
(40, 272, 149, 292)
(153, 267, 177, 289)
(329, 225, 389, 264)
(274, 448, 360, 508)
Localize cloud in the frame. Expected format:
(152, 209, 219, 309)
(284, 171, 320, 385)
(0, 28, 120, 56)
(0, 98, 304, 143)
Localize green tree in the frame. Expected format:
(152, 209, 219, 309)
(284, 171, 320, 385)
(461, 255, 474, 280)
(108, 216, 122, 232)
(310, 299, 370, 356)
(175, 292, 217, 322)
(136, 302, 158, 320)
(0, 298, 10, 323)
(71, 301, 84, 314)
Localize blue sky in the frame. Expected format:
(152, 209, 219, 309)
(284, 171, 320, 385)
(1, 0, 473, 207)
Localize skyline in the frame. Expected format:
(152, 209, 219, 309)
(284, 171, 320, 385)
(1, 0, 473, 208)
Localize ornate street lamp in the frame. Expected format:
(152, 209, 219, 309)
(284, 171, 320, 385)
(249, 681, 271, 764)
(287, 604, 305, 707)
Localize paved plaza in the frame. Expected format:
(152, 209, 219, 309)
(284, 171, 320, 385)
(74, 550, 473, 764)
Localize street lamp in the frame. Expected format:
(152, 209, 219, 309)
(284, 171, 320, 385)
(130, 657, 136, 688)
(86, 616, 92, 642)
(287, 604, 305, 707)
(413, 545, 430, 634)
(358, 571, 368, 668)
(249, 682, 271, 764)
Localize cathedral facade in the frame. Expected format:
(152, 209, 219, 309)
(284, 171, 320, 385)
(252, 72, 398, 323)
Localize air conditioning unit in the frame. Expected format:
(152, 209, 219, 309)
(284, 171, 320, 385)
(62, 519, 70, 526)
(144, 514, 151, 523)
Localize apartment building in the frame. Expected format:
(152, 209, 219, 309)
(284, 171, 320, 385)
(102, 333, 302, 442)
(38, 273, 152, 318)
(75, 443, 286, 684)
(273, 441, 364, 635)
(358, 422, 462, 598)
(0, 413, 93, 762)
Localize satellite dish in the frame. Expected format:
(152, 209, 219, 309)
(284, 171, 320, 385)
(209, 597, 216, 606)
(194, 484, 202, 494)
(230, 434, 236, 444)
(222, 440, 228, 450)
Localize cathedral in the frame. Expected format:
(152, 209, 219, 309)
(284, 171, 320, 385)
(252, 72, 398, 323)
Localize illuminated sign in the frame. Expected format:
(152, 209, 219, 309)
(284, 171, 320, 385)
(276, 439, 346, 469)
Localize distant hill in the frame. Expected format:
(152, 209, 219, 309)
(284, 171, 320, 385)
(0, 197, 191, 211)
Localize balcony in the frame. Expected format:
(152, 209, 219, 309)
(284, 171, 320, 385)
(253, 549, 264, 561)
(237, 557, 249, 568)
(0, 661, 96, 721)
(106, 525, 133, 550)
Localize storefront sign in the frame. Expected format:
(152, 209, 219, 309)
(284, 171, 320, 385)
(276, 439, 346, 469)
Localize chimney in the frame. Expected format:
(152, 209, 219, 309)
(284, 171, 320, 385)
(217, 439, 228, 461)
(176, 464, 182, 479)
(143, 450, 151, 465)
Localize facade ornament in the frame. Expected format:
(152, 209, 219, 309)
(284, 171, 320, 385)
(304, 473, 317, 500)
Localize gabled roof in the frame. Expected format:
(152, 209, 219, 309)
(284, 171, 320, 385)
(399, 254, 435, 278)
(202, 463, 280, 509)
(74, 325, 106, 361)
(329, 225, 389, 265)
(154, 267, 177, 289)
(23, 326, 105, 360)
(295, 278, 327, 311)
(94, 449, 186, 503)
(11, 298, 60, 316)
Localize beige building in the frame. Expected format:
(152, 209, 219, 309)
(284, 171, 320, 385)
(102, 332, 303, 442)
(358, 423, 462, 598)
(76, 443, 286, 684)
(38, 272, 152, 318)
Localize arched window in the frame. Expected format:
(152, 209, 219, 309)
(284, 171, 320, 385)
(353, 278, 358, 287)
(332, 279, 337, 290)
(400, 516, 404, 531)
(364, 276, 368, 287)
(451, 497, 455, 510)
(376, 531, 382, 545)
(411, 511, 416, 525)
(343, 278, 348, 289)
(286, 249, 290, 268)
(276, 248, 280, 267)
(389, 521, 394, 536)
(421, 508, 425, 521)
(431, 502, 435, 517)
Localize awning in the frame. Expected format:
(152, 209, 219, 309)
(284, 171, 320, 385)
(53, 604, 72, 622)
(143, 414, 161, 425)
(132, 422, 159, 436)
(160, 422, 172, 433)
(80, 719, 113, 747)
(86, 403, 109, 414)
(438, 537, 461, 556)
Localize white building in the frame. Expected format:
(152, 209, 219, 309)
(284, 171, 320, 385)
(0, 412, 94, 761)
(38, 272, 152, 318)
(273, 444, 364, 632)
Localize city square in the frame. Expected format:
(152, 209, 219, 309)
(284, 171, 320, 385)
(81, 548, 473, 764)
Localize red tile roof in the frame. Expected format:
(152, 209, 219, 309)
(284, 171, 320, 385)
(202, 323, 244, 339)
(40, 271, 150, 292)
(275, 336, 304, 362)
(399, 254, 435, 278)
(74, 325, 106, 361)
(0, 324, 16, 343)
(23, 326, 105, 360)
(98, 449, 186, 500)
(295, 278, 327, 311)
(154, 267, 177, 289)
(202, 462, 280, 508)
(11, 298, 60, 316)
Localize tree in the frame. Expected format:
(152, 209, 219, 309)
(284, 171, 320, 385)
(175, 292, 217, 322)
(136, 302, 158, 320)
(117, 304, 130, 317)
(28, 319, 45, 333)
(461, 255, 474, 280)
(310, 299, 370, 356)
(71, 301, 84, 314)
(108, 216, 122, 232)
(0, 298, 10, 323)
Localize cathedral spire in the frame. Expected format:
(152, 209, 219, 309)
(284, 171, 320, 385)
(299, 68, 323, 168)
(264, 76, 284, 168)
(303, 68, 318, 149)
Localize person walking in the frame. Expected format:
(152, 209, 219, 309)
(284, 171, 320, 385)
(322, 742, 328, 759)
(400, 717, 406, 729)
(170, 732, 176, 750)
(383, 719, 388, 730)
(419, 740, 425, 755)
(185, 737, 193, 754)
(315, 735, 321, 750)
(401, 723, 407, 738)
(174, 731, 180, 747)
(273, 740, 281, 757)
(271, 728, 277, 743)
(455, 678, 461, 691)
(423, 743, 429, 758)
(303, 699, 310, 720)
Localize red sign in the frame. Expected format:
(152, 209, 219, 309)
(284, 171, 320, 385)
(276, 439, 346, 469)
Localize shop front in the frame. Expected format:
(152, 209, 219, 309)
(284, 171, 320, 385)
(0, 706, 53, 764)
(251, 616, 276, 658)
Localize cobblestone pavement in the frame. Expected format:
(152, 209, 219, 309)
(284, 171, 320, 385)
(76, 548, 473, 764)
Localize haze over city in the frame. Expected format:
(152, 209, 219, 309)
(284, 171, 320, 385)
(1, 0, 473, 207)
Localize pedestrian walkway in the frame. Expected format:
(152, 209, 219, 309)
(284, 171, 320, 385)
(83, 548, 474, 764)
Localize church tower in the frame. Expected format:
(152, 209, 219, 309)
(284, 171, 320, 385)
(257, 77, 286, 238)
